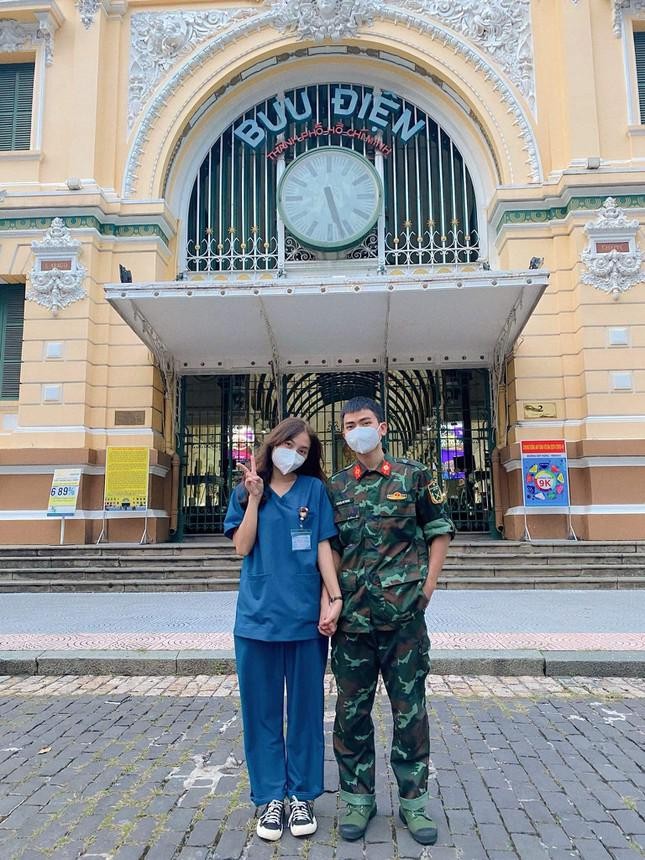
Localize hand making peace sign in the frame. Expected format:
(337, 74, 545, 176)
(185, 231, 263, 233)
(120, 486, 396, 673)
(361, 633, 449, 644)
(239, 453, 264, 500)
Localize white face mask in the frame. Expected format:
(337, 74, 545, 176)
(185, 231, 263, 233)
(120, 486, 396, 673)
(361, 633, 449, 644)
(345, 426, 382, 455)
(272, 446, 306, 475)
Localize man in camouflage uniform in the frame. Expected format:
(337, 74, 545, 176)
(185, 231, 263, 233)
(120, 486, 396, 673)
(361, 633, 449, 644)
(327, 396, 454, 844)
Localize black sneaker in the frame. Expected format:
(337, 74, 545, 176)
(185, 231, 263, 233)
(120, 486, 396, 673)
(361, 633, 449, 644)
(256, 799, 284, 841)
(288, 795, 317, 837)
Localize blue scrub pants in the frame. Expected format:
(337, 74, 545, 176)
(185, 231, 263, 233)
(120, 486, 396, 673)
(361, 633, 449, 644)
(235, 635, 328, 806)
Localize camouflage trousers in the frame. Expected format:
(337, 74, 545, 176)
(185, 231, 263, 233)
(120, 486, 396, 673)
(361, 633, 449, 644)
(331, 612, 430, 800)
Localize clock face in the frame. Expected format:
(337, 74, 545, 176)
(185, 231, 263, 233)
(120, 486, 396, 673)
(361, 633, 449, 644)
(277, 147, 382, 251)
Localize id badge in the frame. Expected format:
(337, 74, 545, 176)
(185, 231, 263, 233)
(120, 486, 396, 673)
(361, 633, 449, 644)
(291, 529, 312, 552)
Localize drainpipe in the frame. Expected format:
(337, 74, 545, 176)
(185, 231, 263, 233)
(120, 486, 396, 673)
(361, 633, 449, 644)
(169, 452, 180, 536)
(492, 447, 505, 537)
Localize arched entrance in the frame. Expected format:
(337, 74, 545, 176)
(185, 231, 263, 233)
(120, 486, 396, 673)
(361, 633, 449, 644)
(184, 81, 480, 274)
(108, 52, 548, 543)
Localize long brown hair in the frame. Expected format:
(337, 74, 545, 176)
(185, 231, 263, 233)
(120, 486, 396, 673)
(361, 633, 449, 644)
(238, 417, 326, 505)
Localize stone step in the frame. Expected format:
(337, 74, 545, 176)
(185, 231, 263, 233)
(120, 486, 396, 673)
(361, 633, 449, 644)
(0, 540, 644, 557)
(0, 578, 242, 593)
(0, 555, 241, 569)
(2, 556, 642, 573)
(0, 575, 643, 593)
(1, 561, 644, 580)
(0, 566, 241, 580)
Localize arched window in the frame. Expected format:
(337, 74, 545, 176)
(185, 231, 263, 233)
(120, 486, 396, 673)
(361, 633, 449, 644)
(185, 83, 479, 272)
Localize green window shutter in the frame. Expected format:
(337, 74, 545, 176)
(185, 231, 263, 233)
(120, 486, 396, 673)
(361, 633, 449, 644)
(0, 285, 26, 400)
(634, 32, 645, 123)
(0, 63, 35, 151)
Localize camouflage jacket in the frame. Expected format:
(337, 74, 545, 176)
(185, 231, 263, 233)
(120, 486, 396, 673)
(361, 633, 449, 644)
(328, 457, 455, 633)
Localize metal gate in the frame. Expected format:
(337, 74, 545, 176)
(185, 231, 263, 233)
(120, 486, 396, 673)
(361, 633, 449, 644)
(177, 369, 493, 536)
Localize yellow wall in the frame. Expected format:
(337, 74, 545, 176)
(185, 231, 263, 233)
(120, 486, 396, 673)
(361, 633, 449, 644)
(1, 0, 644, 538)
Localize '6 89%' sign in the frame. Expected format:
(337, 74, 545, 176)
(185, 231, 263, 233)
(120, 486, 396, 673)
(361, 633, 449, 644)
(47, 468, 82, 517)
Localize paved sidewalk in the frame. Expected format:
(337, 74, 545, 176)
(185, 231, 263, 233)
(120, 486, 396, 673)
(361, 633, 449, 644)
(1, 591, 644, 677)
(0, 675, 644, 860)
(1, 590, 644, 651)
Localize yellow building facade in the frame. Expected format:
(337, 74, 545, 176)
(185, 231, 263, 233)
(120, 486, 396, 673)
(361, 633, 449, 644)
(0, 0, 644, 544)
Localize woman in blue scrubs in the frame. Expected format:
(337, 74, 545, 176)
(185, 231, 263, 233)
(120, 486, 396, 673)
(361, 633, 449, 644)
(224, 417, 342, 842)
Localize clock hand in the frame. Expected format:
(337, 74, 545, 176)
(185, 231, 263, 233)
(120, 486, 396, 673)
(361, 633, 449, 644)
(323, 186, 346, 238)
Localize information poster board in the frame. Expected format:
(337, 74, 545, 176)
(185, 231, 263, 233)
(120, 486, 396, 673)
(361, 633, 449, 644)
(104, 447, 150, 512)
(47, 468, 82, 517)
(521, 440, 570, 508)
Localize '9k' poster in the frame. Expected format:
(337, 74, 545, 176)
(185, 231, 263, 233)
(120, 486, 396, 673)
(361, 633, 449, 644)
(520, 440, 570, 508)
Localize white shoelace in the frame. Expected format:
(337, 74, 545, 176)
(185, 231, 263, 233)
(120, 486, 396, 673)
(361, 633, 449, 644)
(289, 796, 311, 822)
(261, 800, 283, 825)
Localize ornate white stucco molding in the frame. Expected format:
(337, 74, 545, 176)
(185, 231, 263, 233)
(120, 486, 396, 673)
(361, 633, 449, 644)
(77, 0, 101, 29)
(27, 219, 87, 316)
(128, 1, 534, 131)
(613, 0, 645, 36)
(377, 1, 534, 106)
(124, 0, 540, 195)
(77, 0, 127, 30)
(0, 17, 55, 65)
(270, 0, 377, 40)
(581, 198, 645, 299)
(129, 8, 258, 130)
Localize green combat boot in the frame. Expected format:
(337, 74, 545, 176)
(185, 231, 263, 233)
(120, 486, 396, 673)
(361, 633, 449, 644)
(399, 794, 438, 845)
(338, 794, 377, 841)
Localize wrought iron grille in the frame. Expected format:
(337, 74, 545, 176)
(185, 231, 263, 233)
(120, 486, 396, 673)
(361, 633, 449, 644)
(185, 83, 479, 273)
(178, 369, 492, 536)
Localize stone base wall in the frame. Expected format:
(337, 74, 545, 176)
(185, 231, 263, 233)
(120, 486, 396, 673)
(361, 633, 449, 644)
(0, 449, 173, 545)
(495, 440, 645, 540)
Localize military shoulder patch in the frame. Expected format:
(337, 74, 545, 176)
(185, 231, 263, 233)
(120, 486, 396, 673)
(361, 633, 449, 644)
(428, 480, 445, 504)
(386, 492, 408, 501)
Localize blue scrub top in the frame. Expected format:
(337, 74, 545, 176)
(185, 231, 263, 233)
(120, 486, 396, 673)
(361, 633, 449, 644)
(224, 475, 337, 642)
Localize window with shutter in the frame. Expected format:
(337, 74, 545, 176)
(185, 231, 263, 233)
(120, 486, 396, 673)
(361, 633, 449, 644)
(0, 285, 26, 400)
(0, 63, 35, 151)
(634, 32, 645, 123)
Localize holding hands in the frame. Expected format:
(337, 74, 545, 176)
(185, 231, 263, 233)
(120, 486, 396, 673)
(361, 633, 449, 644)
(240, 453, 264, 501)
(318, 592, 343, 637)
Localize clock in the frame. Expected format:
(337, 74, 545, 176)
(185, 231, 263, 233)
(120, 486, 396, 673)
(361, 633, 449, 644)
(277, 147, 382, 251)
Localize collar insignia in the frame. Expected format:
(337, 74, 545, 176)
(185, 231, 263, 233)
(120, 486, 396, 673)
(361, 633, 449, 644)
(381, 461, 392, 476)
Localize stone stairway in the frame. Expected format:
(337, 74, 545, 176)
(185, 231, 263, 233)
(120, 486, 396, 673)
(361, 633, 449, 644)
(0, 537, 643, 591)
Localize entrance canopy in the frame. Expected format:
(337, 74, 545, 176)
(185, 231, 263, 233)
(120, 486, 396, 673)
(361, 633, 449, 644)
(105, 269, 548, 373)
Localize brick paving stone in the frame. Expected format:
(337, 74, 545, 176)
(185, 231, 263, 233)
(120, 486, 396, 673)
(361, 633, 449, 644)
(611, 809, 645, 834)
(534, 822, 572, 849)
(591, 820, 634, 848)
(444, 808, 476, 835)
(185, 816, 222, 846)
(611, 851, 645, 860)
(334, 841, 364, 859)
(308, 846, 335, 860)
(477, 823, 513, 851)
(510, 833, 551, 859)
(212, 828, 249, 859)
(1, 677, 645, 860)
(449, 832, 487, 858)
(112, 846, 147, 860)
(498, 808, 535, 834)
(570, 839, 614, 859)
(558, 815, 595, 839)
